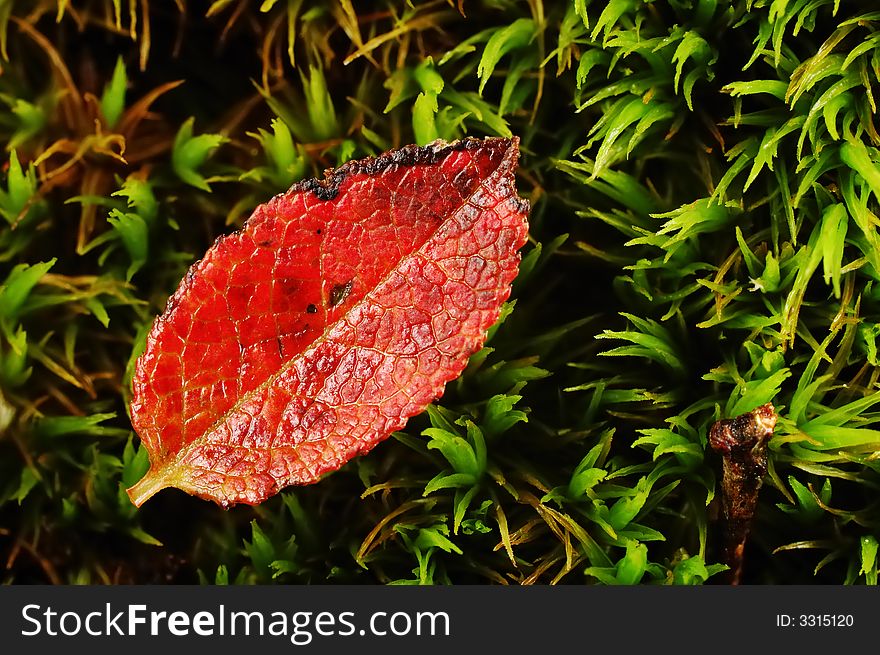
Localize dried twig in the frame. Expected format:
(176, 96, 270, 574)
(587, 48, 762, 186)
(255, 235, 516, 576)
(709, 403, 777, 585)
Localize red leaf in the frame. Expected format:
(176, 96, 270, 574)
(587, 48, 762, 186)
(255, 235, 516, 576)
(127, 137, 529, 507)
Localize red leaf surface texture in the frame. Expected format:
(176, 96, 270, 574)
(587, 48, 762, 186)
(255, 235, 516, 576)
(127, 137, 529, 507)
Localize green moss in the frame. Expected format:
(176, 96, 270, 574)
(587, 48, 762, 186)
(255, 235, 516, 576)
(1, 0, 879, 585)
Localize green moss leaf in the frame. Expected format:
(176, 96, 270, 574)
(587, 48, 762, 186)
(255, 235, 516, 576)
(100, 56, 127, 129)
(172, 117, 229, 191)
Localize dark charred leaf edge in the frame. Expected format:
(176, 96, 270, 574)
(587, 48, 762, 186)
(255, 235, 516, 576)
(290, 137, 511, 201)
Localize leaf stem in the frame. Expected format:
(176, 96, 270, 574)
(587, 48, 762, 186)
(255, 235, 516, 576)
(127, 467, 173, 507)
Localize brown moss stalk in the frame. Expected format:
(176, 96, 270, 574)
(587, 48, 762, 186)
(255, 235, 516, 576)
(709, 403, 777, 585)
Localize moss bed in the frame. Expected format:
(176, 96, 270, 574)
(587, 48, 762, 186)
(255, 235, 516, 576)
(1, 0, 879, 585)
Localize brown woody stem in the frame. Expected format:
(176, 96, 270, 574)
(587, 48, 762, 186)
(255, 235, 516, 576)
(709, 403, 777, 585)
